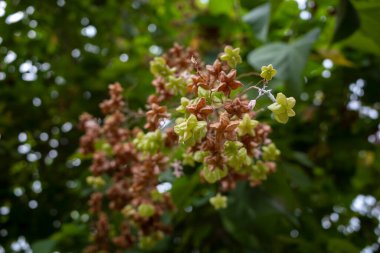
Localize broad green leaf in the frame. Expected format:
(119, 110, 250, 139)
(344, 1, 380, 55)
(344, 31, 380, 56)
(243, 3, 271, 41)
(292, 151, 315, 168)
(270, 0, 284, 13)
(247, 28, 320, 94)
(282, 162, 311, 191)
(332, 0, 360, 43)
(170, 172, 200, 209)
(354, 1, 380, 45)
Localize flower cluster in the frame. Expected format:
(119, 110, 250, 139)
(79, 44, 296, 251)
(80, 83, 174, 253)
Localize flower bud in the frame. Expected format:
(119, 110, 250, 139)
(248, 99, 257, 110)
(209, 193, 228, 210)
(86, 176, 105, 188)
(237, 114, 259, 136)
(260, 64, 277, 81)
(224, 141, 251, 170)
(262, 143, 281, 161)
(267, 93, 296, 124)
(203, 165, 227, 183)
(138, 203, 155, 218)
(174, 114, 207, 146)
(133, 130, 163, 154)
(150, 57, 175, 78)
(220, 46, 242, 68)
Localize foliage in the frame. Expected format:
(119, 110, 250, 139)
(0, 0, 380, 252)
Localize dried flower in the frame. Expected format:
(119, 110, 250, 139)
(224, 98, 250, 118)
(145, 103, 170, 130)
(216, 70, 243, 96)
(186, 97, 213, 120)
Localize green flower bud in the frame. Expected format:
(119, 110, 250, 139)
(197, 87, 225, 106)
(138, 203, 155, 218)
(166, 76, 187, 95)
(209, 193, 228, 210)
(174, 114, 207, 146)
(267, 93, 296, 124)
(86, 176, 105, 188)
(176, 97, 191, 114)
(220, 46, 242, 68)
(260, 64, 277, 81)
(182, 152, 195, 166)
(150, 57, 175, 78)
(133, 130, 163, 154)
(262, 143, 281, 161)
(237, 114, 259, 136)
(224, 141, 252, 170)
(250, 161, 269, 181)
(194, 150, 209, 163)
(121, 205, 135, 217)
(138, 232, 164, 249)
(150, 189, 164, 202)
(95, 139, 112, 155)
(203, 165, 227, 183)
(139, 235, 155, 249)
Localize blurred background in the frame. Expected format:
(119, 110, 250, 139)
(0, 0, 380, 252)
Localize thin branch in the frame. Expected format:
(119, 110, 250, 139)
(237, 72, 261, 79)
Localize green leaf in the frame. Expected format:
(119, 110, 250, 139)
(243, 3, 271, 41)
(344, 1, 380, 55)
(247, 28, 320, 94)
(270, 0, 284, 14)
(344, 31, 380, 56)
(332, 0, 360, 43)
(208, 0, 234, 16)
(354, 1, 380, 45)
(31, 239, 56, 253)
(282, 162, 311, 191)
(292, 151, 315, 168)
(327, 238, 360, 253)
(171, 172, 200, 209)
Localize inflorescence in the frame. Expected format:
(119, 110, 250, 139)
(79, 43, 296, 252)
